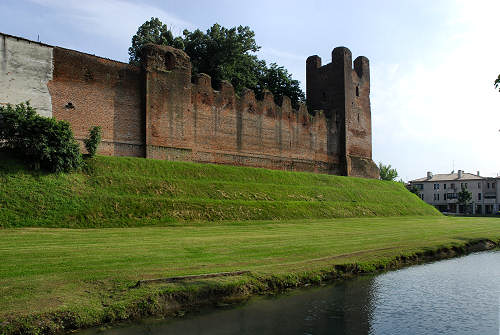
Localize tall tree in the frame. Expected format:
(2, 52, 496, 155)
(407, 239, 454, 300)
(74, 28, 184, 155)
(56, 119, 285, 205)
(457, 185, 472, 214)
(378, 162, 398, 181)
(129, 20, 306, 107)
(182, 24, 261, 94)
(257, 63, 305, 108)
(128, 17, 184, 65)
(495, 74, 500, 92)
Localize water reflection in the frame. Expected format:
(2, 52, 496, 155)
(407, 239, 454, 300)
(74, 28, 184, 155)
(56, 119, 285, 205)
(368, 251, 500, 335)
(80, 251, 500, 335)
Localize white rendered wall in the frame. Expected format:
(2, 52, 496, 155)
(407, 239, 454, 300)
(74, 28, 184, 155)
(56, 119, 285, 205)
(0, 34, 53, 117)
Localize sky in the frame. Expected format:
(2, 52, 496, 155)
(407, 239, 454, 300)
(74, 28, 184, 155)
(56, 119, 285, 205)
(1, 0, 499, 180)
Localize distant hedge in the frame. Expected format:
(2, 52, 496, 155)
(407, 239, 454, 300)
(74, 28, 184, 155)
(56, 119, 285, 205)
(0, 102, 82, 172)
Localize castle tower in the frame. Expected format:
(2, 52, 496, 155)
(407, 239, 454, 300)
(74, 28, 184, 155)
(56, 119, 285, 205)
(141, 44, 193, 159)
(306, 47, 378, 178)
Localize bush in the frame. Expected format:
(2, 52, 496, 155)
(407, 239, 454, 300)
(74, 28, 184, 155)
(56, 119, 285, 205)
(83, 126, 102, 157)
(0, 102, 82, 172)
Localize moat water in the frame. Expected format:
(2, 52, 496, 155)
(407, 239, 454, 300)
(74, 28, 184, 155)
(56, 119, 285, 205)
(80, 251, 500, 335)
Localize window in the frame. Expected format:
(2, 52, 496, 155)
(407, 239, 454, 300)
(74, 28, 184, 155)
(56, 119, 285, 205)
(437, 194, 440, 201)
(478, 182, 481, 188)
(487, 183, 490, 189)
(478, 193, 482, 200)
(434, 184, 440, 190)
(444, 184, 447, 189)
(451, 183, 456, 189)
(493, 183, 496, 189)
(444, 193, 447, 200)
(414, 184, 424, 190)
(356, 86, 359, 97)
(447, 193, 458, 199)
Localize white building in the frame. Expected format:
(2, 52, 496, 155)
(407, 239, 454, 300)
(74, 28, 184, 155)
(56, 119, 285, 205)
(409, 170, 500, 215)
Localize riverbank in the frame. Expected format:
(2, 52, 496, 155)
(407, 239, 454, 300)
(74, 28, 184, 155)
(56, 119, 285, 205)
(1, 216, 499, 335)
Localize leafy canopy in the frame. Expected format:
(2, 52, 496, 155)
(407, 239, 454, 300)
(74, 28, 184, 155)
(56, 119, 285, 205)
(495, 74, 500, 92)
(0, 102, 82, 172)
(408, 185, 420, 195)
(378, 162, 399, 181)
(182, 24, 261, 94)
(129, 18, 305, 107)
(84, 126, 102, 158)
(128, 17, 184, 65)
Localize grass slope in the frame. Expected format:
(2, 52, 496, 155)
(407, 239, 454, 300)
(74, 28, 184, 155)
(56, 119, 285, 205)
(0, 154, 438, 227)
(1, 216, 500, 333)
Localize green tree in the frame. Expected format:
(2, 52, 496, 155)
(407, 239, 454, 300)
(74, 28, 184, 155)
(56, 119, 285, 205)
(495, 74, 500, 92)
(83, 126, 102, 158)
(182, 24, 306, 107)
(257, 63, 305, 108)
(130, 20, 306, 107)
(128, 17, 184, 65)
(0, 102, 81, 172)
(378, 162, 398, 181)
(408, 185, 420, 195)
(182, 24, 261, 94)
(457, 185, 472, 214)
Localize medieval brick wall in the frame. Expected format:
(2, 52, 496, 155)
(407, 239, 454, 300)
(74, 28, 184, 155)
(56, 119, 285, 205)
(48, 47, 145, 157)
(306, 47, 378, 178)
(0, 32, 378, 178)
(143, 44, 332, 173)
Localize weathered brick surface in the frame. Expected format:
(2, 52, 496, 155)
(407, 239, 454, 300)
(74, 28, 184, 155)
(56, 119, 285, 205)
(48, 47, 145, 157)
(44, 42, 377, 178)
(306, 47, 378, 178)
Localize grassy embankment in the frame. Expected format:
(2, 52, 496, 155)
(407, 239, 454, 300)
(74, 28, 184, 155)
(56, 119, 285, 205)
(1, 154, 500, 334)
(0, 154, 439, 227)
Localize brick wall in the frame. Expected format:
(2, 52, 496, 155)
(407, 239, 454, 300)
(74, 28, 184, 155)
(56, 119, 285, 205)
(1, 32, 377, 178)
(306, 47, 378, 178)
(48, 47, 145, 157)
(142, 44, 334, 173)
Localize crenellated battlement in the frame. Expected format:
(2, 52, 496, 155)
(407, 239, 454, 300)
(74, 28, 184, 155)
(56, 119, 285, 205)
(190, 66, 324, 127)
(0, 31, 378, 178)
(306, 46, 376, 177)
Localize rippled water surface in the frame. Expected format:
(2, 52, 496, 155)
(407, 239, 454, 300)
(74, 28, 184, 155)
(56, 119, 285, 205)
(81, 251, 500, 335)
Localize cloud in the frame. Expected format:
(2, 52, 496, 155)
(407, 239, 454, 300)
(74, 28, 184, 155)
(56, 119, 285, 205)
(259, 47, 306, 62)
(29, 0, 193, 44)
(372, 0, 500, 179)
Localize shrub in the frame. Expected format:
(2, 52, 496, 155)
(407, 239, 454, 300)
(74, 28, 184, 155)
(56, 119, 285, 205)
(83, 126, 102, 157)
(0, 102, 82, 172)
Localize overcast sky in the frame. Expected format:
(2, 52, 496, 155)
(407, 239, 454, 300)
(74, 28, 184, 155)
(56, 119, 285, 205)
(1, 0, 499, 180)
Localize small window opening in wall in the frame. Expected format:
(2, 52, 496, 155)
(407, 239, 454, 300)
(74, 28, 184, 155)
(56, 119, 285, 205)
(65, 102, 75, 109)
(356, 86, 359, 97)
(357, 113, 360, 123)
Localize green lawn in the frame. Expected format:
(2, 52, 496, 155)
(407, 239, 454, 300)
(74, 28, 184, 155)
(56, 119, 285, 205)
(1, 154, 496, 334)
(0, 154, 438, 228)
(1, 215, 499, 331)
